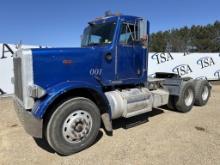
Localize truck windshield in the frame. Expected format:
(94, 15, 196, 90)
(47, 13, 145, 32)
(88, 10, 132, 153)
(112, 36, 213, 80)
(81, 22, 116, 47)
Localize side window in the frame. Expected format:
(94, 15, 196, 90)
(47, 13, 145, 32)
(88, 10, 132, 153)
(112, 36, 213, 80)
(119, 23, 137, 45)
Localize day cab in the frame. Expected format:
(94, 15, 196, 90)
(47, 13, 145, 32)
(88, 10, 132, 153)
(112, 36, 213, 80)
(13, 13, 211, 155)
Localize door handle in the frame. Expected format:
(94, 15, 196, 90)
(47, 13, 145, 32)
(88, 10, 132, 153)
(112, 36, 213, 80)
(105, 53, 112, 61)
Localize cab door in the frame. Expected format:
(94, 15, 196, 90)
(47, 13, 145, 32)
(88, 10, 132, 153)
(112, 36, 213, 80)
(117, 22, 144, 81)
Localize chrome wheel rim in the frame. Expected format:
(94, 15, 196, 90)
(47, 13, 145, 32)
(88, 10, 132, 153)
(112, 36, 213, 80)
(184, 88, 194, 106)
(62, 110, 92, 143)
(202, 86, 209, 101)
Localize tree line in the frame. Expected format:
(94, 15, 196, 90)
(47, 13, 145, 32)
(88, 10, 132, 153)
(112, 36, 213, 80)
(149, 21, 220, 53)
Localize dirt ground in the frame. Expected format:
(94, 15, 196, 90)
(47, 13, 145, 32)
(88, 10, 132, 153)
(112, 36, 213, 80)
(0, 85, 220, 165)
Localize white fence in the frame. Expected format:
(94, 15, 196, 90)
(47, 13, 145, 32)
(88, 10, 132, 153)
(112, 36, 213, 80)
(0, 43, 219, 95)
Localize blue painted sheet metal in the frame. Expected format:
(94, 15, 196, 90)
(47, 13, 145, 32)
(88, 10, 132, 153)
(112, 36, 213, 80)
(31, 81, 110, 118)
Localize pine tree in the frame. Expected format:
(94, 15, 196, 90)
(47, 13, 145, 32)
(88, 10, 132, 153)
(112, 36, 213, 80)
(150, 21, 220, 52)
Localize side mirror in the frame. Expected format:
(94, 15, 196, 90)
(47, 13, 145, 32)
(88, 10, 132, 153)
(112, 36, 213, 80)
(138, 19, 149, 47)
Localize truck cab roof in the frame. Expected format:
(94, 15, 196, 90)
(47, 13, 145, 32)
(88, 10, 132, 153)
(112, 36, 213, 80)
(89, 15, 143, 24)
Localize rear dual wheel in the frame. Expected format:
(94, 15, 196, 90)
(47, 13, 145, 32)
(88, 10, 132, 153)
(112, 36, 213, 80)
(167, 79, 211, 113)
(168, 81, 195, 113)
(193, 80, 211, 106)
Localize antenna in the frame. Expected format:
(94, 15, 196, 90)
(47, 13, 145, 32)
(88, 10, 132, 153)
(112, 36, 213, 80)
(16, 40, 22, 49)
(105, 10, 112, 17)
(104, 11, 121, 17)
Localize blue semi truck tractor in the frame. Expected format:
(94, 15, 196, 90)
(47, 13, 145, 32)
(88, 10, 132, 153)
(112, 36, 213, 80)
(12, 13, 211, 155)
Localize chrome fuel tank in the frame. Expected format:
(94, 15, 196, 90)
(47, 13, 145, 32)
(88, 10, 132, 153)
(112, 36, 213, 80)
(105, 88, 153, 119)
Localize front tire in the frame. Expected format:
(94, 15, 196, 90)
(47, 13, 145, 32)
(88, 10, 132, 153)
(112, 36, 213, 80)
(45, 97, 101, 156)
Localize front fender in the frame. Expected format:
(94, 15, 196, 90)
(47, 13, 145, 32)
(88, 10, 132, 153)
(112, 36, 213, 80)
(32, 81, 110, 119)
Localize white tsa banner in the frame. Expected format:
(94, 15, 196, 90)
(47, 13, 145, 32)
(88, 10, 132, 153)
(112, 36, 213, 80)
(148, 52, 220, 80)
(0, 43, 40, 95)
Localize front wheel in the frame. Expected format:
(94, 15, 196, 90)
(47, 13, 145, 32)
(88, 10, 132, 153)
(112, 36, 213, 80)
(45, 97, 101, 156)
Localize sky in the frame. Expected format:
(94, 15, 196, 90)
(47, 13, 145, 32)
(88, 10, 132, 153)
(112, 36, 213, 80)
(0, 0, 219, 47)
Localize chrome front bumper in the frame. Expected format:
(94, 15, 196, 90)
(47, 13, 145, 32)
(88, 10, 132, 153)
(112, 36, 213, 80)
(13, 98, 43, 138)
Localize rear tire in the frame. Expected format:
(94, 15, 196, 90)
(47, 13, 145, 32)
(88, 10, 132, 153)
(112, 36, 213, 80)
(193, 80, 211, 106)
(45, 97, 101, 156)
(168, 81, 195, 113)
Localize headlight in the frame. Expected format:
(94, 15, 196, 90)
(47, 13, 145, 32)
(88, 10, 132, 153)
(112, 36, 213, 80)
(28, 84, 47, 98)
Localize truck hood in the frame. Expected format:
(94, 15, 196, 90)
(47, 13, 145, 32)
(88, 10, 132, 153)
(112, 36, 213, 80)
(31, 47, 103, 89)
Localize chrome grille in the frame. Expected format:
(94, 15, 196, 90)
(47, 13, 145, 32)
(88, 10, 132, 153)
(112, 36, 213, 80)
(13, 57, 23, 101)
